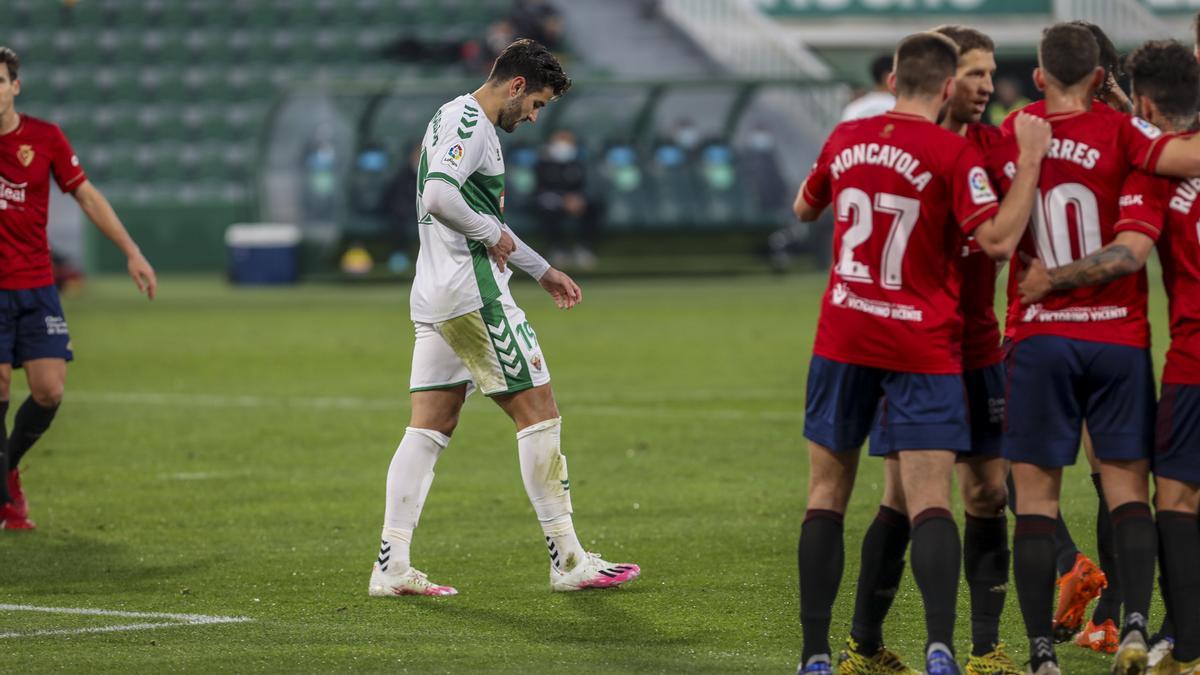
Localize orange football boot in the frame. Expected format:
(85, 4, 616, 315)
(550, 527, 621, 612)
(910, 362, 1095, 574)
(1053, 553, 1107, 641)
(1074, 618, 1120, 654)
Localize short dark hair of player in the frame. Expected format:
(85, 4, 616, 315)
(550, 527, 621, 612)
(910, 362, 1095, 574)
(0, 47, 18, 81)
(931, 25, 994, 56)
(1068, 21, 1120, 95)
(869, 53, 892, 86)
(487, 38, 571, 98)
(1126, 40, 1200, 126)
(893, 32, 959, 98)
(1039, 23, 1100, 88)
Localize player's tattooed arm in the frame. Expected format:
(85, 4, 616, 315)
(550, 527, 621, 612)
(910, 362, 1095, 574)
(1097, 74, 1134, 114)
(1018, 231, 1154, 303)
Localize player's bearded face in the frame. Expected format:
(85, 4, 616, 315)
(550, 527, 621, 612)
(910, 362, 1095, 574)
(949, 49, 996, 125)
(497, 93, 529, 133)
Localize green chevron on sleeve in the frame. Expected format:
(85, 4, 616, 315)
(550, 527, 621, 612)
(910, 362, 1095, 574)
(457, 105, 480, 139)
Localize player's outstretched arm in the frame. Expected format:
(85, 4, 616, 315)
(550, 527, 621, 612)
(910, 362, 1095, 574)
(1152, 134, 1200, 178)
(793, 179, 824, 222)
(1018, 231, 1155, 304)
(974, 113, 1052, 260)
(71, 180, 157, 299)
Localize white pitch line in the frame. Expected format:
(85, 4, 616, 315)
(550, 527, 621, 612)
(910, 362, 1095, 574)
(55, 390, 800, 422)
(0, 604, 252, 639)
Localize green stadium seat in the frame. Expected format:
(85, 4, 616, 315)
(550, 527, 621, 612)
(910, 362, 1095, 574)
(8, 0, 518, 229)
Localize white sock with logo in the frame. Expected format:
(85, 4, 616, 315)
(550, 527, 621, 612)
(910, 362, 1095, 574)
(379, 427, 448, 575)
(517, 417, 587, 572)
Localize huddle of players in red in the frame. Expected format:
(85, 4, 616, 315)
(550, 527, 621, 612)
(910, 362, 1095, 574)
(797, 18, 1200, 675)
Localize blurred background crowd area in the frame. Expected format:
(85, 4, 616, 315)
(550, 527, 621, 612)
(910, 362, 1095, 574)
(11, 0, 1200, 280)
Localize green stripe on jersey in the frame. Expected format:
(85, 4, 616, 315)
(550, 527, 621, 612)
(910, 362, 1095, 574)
(425, 171, 460, 188)
(462, 172, 505, 222)
(468, 240, 502, 306)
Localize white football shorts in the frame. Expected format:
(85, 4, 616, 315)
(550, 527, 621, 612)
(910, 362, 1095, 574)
(409, 294, 550, 397)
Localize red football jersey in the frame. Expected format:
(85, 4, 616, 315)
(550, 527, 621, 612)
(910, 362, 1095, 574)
(959, 123, 1011, 369)
(803, 111, 1000, 374)
(0, 115, 87, 290)
(997, 106, 1169, 347)
(1123, 136, 1200, 383)
(1001, 99, 1108, 132)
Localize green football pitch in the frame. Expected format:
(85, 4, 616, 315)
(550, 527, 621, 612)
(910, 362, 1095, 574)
(0, 273, 1168, 672)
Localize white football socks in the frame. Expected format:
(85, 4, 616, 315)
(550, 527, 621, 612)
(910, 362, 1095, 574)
(517, 417, 587, 572)
(379, 427, 449, 574)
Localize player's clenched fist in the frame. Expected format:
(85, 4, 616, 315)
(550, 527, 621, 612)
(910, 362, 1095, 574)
(1017, 254, 1052, 304)
(1014, 112, 1052, 161)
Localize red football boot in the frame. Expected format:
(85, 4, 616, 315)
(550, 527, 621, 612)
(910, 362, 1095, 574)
(0, 468, 36, 530)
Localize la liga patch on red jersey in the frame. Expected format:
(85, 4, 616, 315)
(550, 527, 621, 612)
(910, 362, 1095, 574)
(968, 166, 997, 205)
(805, 112, 999, 374)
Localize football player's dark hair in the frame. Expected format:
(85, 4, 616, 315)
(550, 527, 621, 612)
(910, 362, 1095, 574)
(1126, 40, 1200, 125)
(1067, 21, 1121, 95)
(486, 38, 571, 98)
(931, 25, 995, 56)
(869, 53, 893, 86)
(1039, 23, 1100, 88)
(893, 32, 959, 97)
(0, 47, 19, 81)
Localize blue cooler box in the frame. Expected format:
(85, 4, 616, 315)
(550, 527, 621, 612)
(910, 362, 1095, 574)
(225, 223, 302, 285)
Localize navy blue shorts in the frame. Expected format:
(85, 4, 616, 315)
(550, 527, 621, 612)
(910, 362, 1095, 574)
(869, 362, 1004, 457)
(1155, 383, 1200, 485)
(0, 285, 73, 367)
(1003, 335, 1154, 467)
(804, 355, 971, 454)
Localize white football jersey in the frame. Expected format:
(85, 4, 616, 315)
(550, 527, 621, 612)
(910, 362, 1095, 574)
(410, 93, 510, 323)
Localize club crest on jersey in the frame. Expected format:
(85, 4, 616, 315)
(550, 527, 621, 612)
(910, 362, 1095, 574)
(1132, 116, 1162, 139)
(968, 167, 996, 205)
(530, 353, 543, 371)
(443, 142, 465, 168)
(16, 144, 34, 167)
(880, 124, 894, 139)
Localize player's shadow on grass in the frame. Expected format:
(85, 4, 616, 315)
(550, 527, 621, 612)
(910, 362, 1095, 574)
(0, 532, 212, 595)
(403, 591, 713, 660)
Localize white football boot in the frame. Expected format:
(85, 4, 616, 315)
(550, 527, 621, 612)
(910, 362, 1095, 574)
(549, 551, 640, 592)
(368, 563, 457, 597)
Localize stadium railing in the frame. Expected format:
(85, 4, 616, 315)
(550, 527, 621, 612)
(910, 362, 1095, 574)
(254, 75, 850, 277)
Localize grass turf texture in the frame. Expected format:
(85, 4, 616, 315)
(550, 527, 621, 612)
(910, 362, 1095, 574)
(0, 273, 1168, 673)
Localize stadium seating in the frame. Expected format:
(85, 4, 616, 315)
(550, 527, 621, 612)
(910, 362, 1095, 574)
(9, 0, 512, 208)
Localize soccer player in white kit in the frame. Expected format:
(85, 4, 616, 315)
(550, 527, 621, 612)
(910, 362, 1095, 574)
(368, 39, 640, 596)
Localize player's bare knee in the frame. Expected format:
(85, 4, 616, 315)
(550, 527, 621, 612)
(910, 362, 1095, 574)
(961, 480, 1007, 517)
(807, 474, 854, 513)
(0, 367, 10, 401)
(31, 383, 63, 407)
